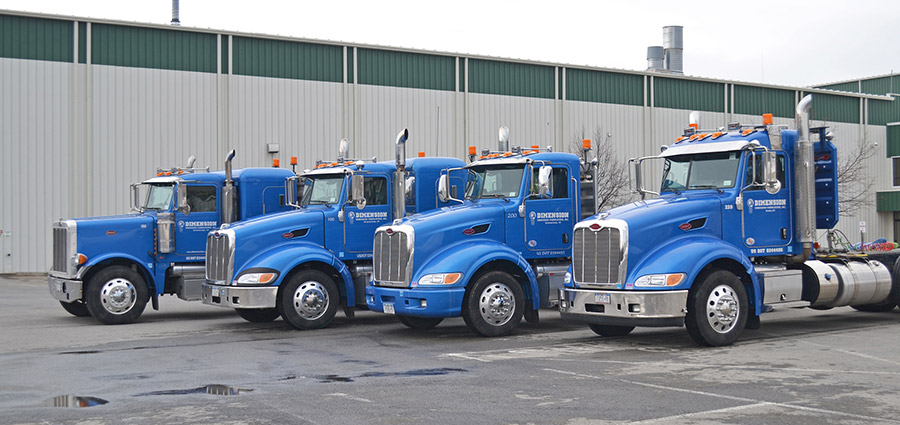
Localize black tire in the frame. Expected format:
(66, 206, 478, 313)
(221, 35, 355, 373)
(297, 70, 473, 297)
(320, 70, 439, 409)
(589, 324, 635, 337)
(398, 316, 443, 330)
(59, 300, 90, 317)
(85, 265, 149, 325)
(279, 270, 339, 330)
(684, 270, 748, 347)
(850, 259, 900, 312)
(235, 308, 281, 323)
(461, 271, 524, 337)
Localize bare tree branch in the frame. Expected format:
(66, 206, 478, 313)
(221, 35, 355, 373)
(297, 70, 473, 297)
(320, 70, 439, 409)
(837, 139, 876, 216)
(569, 127, 633, 212)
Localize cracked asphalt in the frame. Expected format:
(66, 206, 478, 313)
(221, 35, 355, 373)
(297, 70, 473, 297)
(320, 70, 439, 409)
(1, 274, 899, 424)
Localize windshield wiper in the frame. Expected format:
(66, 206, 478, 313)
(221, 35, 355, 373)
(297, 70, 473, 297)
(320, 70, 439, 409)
(689, 185, 724, 193)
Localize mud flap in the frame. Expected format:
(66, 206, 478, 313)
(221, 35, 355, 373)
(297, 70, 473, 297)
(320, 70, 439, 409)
(151, 295, 159, 311)
(524, 306, 539, 323)
(745, 314, 760, 330)
(343, 306, 355, 319)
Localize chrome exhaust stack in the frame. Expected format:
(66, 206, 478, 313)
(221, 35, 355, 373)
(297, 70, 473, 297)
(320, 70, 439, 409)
(393, 129, 409, 220)
(792, 94, 814, 262)
(222, 149, 236, 225)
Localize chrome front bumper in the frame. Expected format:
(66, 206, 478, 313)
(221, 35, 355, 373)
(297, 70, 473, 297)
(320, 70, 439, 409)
(201, 283, 278, 309)
(48, 275, 83, 303)
(558, 288, 688, 327)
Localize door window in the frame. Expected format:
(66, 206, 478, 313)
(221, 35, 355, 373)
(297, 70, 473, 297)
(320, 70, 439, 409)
(186, 185, 217, 212)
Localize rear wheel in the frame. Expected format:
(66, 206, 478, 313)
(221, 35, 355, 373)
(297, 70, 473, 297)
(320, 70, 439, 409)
(462, 271, 524, 337)
(85, 266, 149, 325)
(279, 270, 339, 330)
(589, 324, 634, 337)
(398, 316, 443, 330)
(235, 308, 281, 323)
(59, 300, 90, 317)
(684, 270, 748, 347)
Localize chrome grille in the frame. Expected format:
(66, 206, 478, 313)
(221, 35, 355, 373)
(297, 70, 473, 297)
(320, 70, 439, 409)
(373, 229, 411, 287)
(52, 226, 68, 273)
(205, 231, 234, 283)
(573, 226, 622, 286)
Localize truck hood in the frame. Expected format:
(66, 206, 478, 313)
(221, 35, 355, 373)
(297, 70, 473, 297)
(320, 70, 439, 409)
(599, 192, 724, 281)
(400, 201, 506, 266)
(73, 214, 156, 261)
(226, 209, 326, 274)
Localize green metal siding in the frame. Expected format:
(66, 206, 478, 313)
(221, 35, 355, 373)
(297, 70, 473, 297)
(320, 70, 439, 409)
(870, 99, 900, 126)
(566, 68, 642, 106)
(654, 77, 724, 112)
(346, 48, 353, 83)
(0, 14, 73, 62)
(77, 22, 87, 64)
(357, 49, 453, 91)
(733, 85, 795, 118)
(458, 59, 465, 90)
(805, 92, 859, 124)
(232, 37, 341, 82)
(91, 24, 216, 72)
(220, 36, 228, 73)
(887, 125, 900, 157)
(862, 76, 898, 96)
(876, 191, 900, 212)
(818, 81, 859, 93)
(557, 68, 563, 100)
(468, 59, 554, 99)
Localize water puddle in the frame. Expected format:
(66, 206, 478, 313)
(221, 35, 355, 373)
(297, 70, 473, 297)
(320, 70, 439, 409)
(137, 385, 252, 396)
(58, 350, 100, 355)
(316, 368, 467, 383)
(45, 395, 108, 408)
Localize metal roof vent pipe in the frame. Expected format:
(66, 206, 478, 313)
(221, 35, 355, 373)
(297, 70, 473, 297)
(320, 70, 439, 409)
(663, 25, 683, 74)
(791, 94, 815, 263)
(647, 46, 664, 71)
(170, 0, 181, 26)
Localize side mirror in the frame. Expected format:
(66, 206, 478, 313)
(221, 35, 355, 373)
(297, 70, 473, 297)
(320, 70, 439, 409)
(763, 151, 781, 194)
(438, 174, 450, 203)
(350, 174, 366, 209)
(176, 184, 190, 215)
(130, 183, 142, 212)
(405, 176, 415, 197)
(538, 166, 552, 198)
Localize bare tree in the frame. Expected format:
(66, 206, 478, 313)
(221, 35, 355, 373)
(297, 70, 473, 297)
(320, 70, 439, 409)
(837, 139, 876, 216)
(570, 127, 633, 212)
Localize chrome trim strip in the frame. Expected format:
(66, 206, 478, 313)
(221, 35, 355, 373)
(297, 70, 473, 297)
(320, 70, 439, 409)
(48, 275, 83, 302)
(559, 288, 687, 321)
(200, 283, 278, 308)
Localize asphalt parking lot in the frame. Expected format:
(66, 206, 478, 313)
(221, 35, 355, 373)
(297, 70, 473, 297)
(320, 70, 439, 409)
(1, 274, 899, 425)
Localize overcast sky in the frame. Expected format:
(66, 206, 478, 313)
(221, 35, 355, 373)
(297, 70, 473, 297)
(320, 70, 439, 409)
(1, 0, 897, 88)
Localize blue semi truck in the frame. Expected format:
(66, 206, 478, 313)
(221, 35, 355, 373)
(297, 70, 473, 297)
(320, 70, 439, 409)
(48, 152, 295, 325)
(200, 131, 467, 329)
(559, 95, 900, 346)
(366, 128, 598, 336)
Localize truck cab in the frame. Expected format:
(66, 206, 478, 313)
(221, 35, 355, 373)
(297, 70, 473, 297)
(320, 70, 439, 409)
(366, 132, 594, 337)
(48, 153, 295, 325)
(560, 96, 899, 346)
(200, 131, 467, 330)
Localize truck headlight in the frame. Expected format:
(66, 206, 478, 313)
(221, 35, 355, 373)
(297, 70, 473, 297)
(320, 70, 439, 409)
(563, 272, 571, 284)
(235, 271, 278, 285)
(418, 273, 462, 285)
(634, 273, 685, 287)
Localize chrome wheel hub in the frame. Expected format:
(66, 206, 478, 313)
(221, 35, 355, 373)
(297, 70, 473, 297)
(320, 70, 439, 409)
(293, 281, 328, 320)
(706, 284, 739, 333)
(99, 278, 137, 314)
(478, 283, 515, 326)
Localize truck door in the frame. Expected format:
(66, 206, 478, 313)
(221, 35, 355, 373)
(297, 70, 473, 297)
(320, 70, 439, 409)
(174, 184, 220, 262)
(741, 153, 792, 254)
(344, 176, 391, 254)
(523, 165, 575, 254)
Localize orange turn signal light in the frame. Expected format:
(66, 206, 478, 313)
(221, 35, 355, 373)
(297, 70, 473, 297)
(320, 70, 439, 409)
(418, 152, 425, 158)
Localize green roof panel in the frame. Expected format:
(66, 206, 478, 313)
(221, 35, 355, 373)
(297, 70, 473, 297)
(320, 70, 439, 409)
(91, 23, 216, 72)
(468, 59, 554, 99)
(733, 85, 795, 118)
(654, 77, 724, 112)
(566, 68, 643, 106)
(357, 49, 454, 91)
(0, 14, 73, 63)
(232, 36, 342, 82)
(806, 92, 860, 124)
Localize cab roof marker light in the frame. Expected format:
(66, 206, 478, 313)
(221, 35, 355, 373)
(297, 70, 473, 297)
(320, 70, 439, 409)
(762, 113, 773, 125)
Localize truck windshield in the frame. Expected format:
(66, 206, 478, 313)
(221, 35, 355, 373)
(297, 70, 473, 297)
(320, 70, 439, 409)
(301, 175, 344, 206)
(661, 152, 741, 192)
(144, 184, 174, 210)
(465, 165, 525, 199)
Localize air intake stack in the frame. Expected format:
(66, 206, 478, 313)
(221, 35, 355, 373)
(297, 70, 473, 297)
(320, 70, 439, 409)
(663, 25, 683, 74)
(646, 46, 664, 71)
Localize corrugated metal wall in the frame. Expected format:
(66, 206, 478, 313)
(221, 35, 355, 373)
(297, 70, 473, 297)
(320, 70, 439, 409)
(1, 11, 899, 273)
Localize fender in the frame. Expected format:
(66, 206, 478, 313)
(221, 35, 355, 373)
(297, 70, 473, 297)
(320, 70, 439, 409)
(415, 240, 541, 310)
(630, 235, 762, 315)
(242, 242, 355, 306)
(76, 253, 158, 294)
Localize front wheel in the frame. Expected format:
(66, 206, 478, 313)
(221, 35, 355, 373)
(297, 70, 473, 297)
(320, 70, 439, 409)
(59, 300, 90, 317)
(589, 324, 634, 337)
(235, 308, 281, 323)
(85, 265, 149, 325)
(398, 316, 443, 330)
(462, 271, 524, 337)
(684, 270, 748, 347)
(279, 270, 339, 330)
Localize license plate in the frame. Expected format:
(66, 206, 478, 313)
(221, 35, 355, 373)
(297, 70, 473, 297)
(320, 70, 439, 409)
(594, 293, 610, 304)
(219, 288, 227, 297)
(383, 303, 395, 314)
